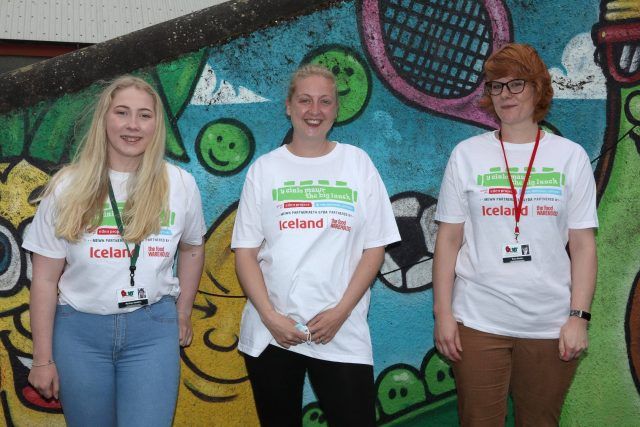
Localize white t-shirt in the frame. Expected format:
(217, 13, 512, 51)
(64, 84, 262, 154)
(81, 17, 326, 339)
(435, 131, 598, 338)
(23, 163, 206, 315)
(231, 143, 401, 364)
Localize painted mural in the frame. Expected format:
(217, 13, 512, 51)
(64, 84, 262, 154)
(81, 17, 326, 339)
(0, 0, 638, 425)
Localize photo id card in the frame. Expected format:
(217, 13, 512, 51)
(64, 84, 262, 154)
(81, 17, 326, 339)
(117, 287, 149, 308)
(502, 242, 532, 263)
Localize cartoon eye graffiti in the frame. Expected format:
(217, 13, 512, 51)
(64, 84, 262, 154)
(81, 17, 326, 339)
(0, 220, 24, 295)
(379, 192, 438, 293)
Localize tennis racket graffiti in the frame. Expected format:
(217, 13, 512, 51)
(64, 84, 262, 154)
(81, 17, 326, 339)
(358, 0, 512, 129)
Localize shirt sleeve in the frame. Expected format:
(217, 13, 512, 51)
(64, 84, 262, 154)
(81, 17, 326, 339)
(231, 164, 264, 249)
(22, 192, 68, 259)
(363, 162, 401, 249)
(180, 172, 206, 245)
(434, 148, 467, 224)
(567, 147, 599, 229)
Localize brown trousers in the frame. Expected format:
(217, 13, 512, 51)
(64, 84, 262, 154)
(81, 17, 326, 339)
(452, 324, 578, 427)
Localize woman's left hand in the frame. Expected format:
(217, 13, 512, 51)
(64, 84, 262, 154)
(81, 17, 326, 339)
(178, 311, 193, 347)
(307, 307, 349, 345)
(558, 316, 588, 361)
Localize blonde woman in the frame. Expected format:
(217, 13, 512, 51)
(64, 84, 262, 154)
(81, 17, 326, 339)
(23, 76, 205, 427)
(232, 65, 400, 426)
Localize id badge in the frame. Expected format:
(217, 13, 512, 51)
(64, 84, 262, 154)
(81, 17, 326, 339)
(502, 242, 532, 263)
(117, 287, 149, 308)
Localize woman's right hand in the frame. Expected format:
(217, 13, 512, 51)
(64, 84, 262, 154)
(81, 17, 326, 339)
(28, 363, 59, 400)
(262, 311, 308, 349)
(434, 313, 463, 362)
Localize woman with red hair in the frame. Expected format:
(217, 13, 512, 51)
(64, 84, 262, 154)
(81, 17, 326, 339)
(433, 43, 598, 425)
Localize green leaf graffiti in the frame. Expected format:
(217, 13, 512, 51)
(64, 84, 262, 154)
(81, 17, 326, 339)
(0, 110, 25, 159)
(155, 50, 207, 116)
(29, 87, 101, 164)
(151, 48, 209, 161)
(1, 54, 207, 166)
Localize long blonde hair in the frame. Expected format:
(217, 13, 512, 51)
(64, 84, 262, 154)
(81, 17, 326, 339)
(43, 75, 169, 243)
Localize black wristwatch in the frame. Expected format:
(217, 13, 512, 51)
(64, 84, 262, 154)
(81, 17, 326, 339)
(569, 309, 591, 321)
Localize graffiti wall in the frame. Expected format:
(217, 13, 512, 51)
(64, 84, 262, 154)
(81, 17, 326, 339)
(0, 0, 638, 425)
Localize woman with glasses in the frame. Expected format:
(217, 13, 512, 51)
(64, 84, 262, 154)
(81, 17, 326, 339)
(433, 43, 598, 426)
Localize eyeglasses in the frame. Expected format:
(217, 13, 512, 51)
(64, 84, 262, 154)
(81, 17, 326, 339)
(484, 79, 526, 96)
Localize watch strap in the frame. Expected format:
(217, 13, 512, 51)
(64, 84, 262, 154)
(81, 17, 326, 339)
(569, 309, 591, 321)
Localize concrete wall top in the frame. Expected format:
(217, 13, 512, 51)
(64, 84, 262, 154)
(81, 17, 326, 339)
(0, 0, 340, 114)
(0, 0, 226, 43)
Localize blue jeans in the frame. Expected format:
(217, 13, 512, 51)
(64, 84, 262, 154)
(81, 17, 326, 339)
(53, 296, 180, 427)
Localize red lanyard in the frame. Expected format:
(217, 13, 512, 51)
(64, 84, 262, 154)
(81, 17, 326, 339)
(498, 127, 541, 242)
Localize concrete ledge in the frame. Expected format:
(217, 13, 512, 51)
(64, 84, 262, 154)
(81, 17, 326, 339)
(0, 0, 340, 114)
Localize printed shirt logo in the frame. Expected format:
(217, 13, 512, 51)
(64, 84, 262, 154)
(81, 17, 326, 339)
(272, 180, 357, 232)
(97, 202, 176, 228)
(88, 203, 176, 259)
(476, 166, 565, 217)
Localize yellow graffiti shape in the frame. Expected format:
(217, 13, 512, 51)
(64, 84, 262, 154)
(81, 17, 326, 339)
(0, 160, 50, 229)
(605, 0, 640, 21)
(0, 159, 63, 425)
(174, 206, 259, 426)
(1, 287, 65, 425)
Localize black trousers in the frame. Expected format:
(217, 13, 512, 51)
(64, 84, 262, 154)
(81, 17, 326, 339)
(243, 345, 376, 427)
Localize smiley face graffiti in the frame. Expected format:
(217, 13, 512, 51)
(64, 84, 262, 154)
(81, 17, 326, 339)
(196, 118, 255, 176)
(303, 45, 372, 125)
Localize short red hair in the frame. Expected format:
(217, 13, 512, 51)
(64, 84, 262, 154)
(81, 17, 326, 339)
(479, 43, 553, 123)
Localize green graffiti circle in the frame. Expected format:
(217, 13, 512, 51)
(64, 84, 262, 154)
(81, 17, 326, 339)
(421, 349, 456, 397)
(306, 46, 371, 125)
(624, 89, 640, 126)
(196, 118, 255, 176)
(376, 366, 426, 416)
(301, 403, 327, 427)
